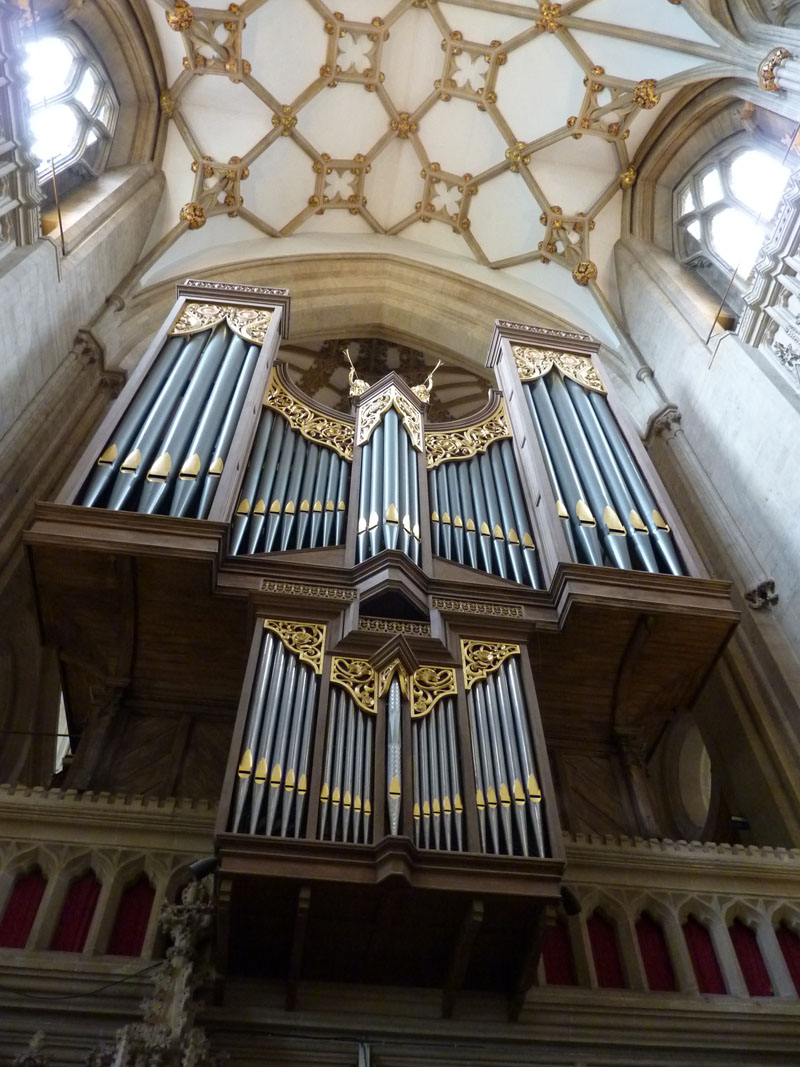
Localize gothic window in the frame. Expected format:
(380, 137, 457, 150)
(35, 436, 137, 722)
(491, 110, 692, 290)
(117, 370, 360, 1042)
(22, 29, 117, 186)
(674, 139, 790, 307)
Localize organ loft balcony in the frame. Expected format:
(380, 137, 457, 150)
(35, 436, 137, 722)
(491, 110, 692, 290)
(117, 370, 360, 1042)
(24, 280, 738, 1014)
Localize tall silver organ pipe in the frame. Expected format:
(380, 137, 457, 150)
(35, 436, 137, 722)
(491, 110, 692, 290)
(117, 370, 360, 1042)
(357, 418, 421, 565)
(428, 438, 543, 588)
(232, 409, 351, 555)
(522, 371, 684, 575)
(80, 324, 261, 518)
(231, 623, 322, 839)
(319, 682, 375, 845)
(464, 645, 547, 858)
(412, 697, 464, 852)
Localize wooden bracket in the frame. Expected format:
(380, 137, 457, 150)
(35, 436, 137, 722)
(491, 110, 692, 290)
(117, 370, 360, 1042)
(442, 898, 483, 1018)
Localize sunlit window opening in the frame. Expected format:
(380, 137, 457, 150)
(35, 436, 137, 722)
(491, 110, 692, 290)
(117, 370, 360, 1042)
(675, 144, 791, 282)
(22, 32, 118, 179)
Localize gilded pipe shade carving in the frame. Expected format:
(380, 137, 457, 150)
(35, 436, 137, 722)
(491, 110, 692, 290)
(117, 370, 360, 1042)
(461, 639, 520, 690)
(356, 387, 424, 452)
(171, 301, 273, 346)
(264, 368, 354, 461)
(512, 345, 606, 394)
(262, 619, 326, 675)
(425, 400, 512, 469)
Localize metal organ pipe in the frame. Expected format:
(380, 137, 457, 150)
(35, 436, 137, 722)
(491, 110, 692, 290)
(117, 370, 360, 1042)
(231, 630, 320, 840)
(357, 410, 421, 565)
(428, 441, 542, 588)
(233, 409, 350, 556)
(386, 678, 402, 836)
(319, 687, 375, 845)
(523, 371, 685, 575)
(466, 657, 547, 858)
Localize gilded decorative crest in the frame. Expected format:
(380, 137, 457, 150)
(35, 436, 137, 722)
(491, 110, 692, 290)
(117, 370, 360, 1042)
(330, 657, 377, 713)
(170, 302, 273, 345)
(264, 368, 354, 460)
(377, 659, 409, 698)
(410, 665, 458, 719)
(356, 387, 424, 452)
(461, 639, 520, 691)
(263, 619, 326, 675)
(512, 345, 606, 394)
(425, 399, 512, 470)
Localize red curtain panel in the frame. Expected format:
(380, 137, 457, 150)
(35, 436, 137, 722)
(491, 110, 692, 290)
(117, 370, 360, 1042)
(587, 912, 626, 989)
(729, 920, 772, 996)
(542, 918, 578, 986)
(0, 868, 47, 949)
(776, 923, 800, 994)
(50, 870, 101, 952)
(780, 921, 800, 994)
(683, 916, 726, 994)
(636, 913, 677, 992)
(106, 877, 155, 956)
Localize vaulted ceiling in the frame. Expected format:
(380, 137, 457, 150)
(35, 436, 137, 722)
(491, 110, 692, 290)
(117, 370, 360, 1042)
(139, 0, 740, 341)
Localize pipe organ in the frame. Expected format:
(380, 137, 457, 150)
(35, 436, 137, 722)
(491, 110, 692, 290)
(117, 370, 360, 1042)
(28, 281, 738, 1014)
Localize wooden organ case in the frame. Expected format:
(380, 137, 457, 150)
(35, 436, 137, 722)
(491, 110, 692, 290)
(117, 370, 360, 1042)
(24, 282, 738, 1019)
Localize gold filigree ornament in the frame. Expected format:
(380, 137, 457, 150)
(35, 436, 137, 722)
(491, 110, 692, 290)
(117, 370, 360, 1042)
(263, 619, 326, 675)
(512, 345, 606, 394)
(461, 639, 520, 691)
(264, 368, 354, 461)
(170, 302, 273, 346)
(410, 665, 458, 719)
(330, 657, 377, 713)
(425, 399, 512, 470)
(356, 386, 424, 452)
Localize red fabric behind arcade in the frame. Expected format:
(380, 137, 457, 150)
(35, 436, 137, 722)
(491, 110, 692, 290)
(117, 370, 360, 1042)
(0, 868, 47, 948)
(107, 877, 155, 956)
(636, 913, 676, 991)
(50, 870, 101, 952)
(587, 912, 626, 988)
(683, 917, 726, 993)
(729, 920, 772, 996)
(542, 919, 577, 985)
(777, 924, 800, 994)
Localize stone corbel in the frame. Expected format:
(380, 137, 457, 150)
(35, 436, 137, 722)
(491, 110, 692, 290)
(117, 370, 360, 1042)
(744, 578, 779, 610)
(69, 327, 126, 396)
(644, 403, 682, 445)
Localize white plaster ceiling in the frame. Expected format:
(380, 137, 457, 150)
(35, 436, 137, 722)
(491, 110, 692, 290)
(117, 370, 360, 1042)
(140, 0, 726, 341)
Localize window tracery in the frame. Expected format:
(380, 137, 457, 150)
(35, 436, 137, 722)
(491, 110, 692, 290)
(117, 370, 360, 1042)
(674, 137, 790, 303)
(22, 26, 117, 185)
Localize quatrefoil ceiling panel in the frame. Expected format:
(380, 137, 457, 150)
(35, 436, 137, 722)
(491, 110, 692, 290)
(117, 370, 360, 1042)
(143, 0, 729, 332)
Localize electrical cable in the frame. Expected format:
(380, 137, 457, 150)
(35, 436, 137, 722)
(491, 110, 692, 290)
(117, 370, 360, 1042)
(0, 959, 161, 1001)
